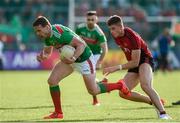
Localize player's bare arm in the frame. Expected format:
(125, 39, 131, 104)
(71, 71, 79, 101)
(70, 37, 86, 60)
(98, 42, 108, 63)
(62, 37, 86, 64)
(96, 42, 108, 69)
(121, 49, 140, 69)
(103, 49, 140, 75)
(37, 46, 53, 62)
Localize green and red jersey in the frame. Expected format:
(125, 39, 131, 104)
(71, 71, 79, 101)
(75, 23, 107, 54)
(45, 24, 92, 62)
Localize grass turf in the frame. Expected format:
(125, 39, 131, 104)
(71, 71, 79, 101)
(0, 70, 180, 122)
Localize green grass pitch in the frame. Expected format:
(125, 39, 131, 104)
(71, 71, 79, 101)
(0, 70, 180, 122)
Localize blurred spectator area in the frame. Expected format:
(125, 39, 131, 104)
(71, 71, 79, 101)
(74, 0, 180, 49)
(0, 0, 180, 52)
(74, 0, 180, 63)
(0, 0, 68, 51)
(75, 0, 180, 16)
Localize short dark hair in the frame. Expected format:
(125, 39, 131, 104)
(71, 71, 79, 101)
(86, 11, 97, 16)
(107, 15, 122, 26)
(33, 16, 50, 27)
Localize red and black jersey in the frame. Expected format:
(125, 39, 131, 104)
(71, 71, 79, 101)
(113, 27, 152, 61)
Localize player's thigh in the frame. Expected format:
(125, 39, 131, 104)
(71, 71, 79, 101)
(48, 61, 73, 84)
(82, 73, 100, 95)
(76, 55, 99, 94)
(123, 72, 139, 90)
(139, 63, 153, 88)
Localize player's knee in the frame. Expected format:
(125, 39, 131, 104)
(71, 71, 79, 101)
(87, 89, 98, 96)
(140, 83, 151, 91)
(47, 78, 59, 86)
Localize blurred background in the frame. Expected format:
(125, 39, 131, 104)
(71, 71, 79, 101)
(0, 0, 180, 70)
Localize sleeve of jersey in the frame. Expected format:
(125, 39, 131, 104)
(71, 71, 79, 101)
(75, 27, 80, 35)
(60, 30, 74, 44)
(52, 25, 73, 44)
(126, 29, 141, 50)
(97, 30, 107, 43)
(45, 39, 51, 46)
(98, 35, 107, 44)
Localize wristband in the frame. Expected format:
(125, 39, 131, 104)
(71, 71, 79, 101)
(118, 65, 122, 70)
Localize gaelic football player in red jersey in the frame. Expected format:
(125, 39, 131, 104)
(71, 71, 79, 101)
(103, 15, 171, 120)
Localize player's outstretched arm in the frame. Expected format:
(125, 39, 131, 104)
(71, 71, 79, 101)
(121, 49, 140, 70)
(97, 42, 108, 69)
(103, 49, 141, 75)
(37, 46, 53, 62)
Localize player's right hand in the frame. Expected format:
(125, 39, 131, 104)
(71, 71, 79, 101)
(36, 54, 44, 62)
(36, 52, 48, 62)
(103, 66, 119, 75)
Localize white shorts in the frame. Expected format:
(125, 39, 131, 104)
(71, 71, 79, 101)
(71, 55, 96, 75)
(93, 54, 100, 65)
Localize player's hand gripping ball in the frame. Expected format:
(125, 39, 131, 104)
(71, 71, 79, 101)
(60, 45, 75, 60)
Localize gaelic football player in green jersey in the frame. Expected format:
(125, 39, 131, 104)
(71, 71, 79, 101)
(76, 11, 108, 106)
(33, 16, 130, 119)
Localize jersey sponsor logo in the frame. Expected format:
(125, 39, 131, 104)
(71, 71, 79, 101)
(80, 32, 96, 39)
(81, 32, 86, 35)
(81, 36, 98, 44)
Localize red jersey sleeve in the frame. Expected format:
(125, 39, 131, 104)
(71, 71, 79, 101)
(125, 27, 141, 50)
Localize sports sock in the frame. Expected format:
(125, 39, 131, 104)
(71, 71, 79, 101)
(93, 96, 98, 103)
(49, 85, 62, 114)
(160, 111, 166, 115)
(97, 82, 121, 93)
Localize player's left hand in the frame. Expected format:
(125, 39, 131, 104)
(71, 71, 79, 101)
(103, 65, 120, 75)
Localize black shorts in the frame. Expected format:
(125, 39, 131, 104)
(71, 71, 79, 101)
(128, 57, 155, 73)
